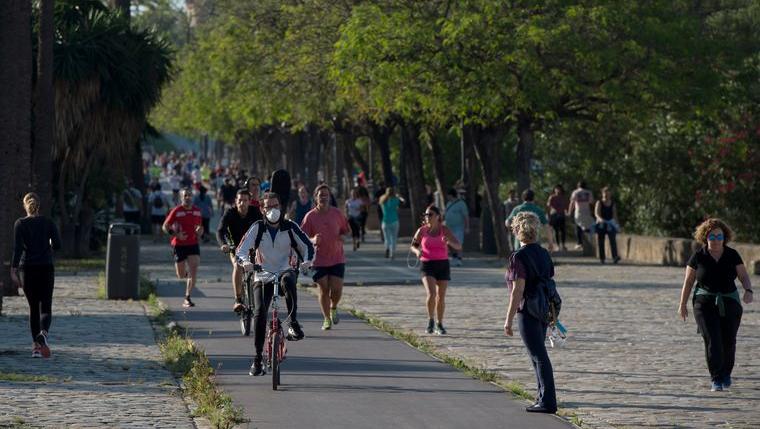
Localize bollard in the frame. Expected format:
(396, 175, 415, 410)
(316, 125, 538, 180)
(106, 223, 141, 299)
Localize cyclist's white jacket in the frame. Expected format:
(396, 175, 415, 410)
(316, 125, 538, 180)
(236, 219, 314, 283)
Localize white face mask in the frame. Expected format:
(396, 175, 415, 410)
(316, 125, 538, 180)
(266, 208, 281, 223)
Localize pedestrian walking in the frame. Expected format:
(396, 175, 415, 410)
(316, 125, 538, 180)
(374, 181, 386, 243)
(567, 181, 595, 250)
(678, 218, 753, 391)
(503, 212, 558, 414)
(594, 186, 621, 264)
(411, 205, 461, 335)
(357, 184, 371, 243)
(219, 177, 238, 212)
(345, 188, 365, 251)
(289, 185, 312, 226)
(546, 185, 569, 252)
(245, 176, 262, 209)
(505, 189, 551, 251)
(379, 187, 404, 260)
(444, 188, 469, 266)
(148, 183, 170, 242)
(11, 193, 61, 358)
(193, 186, 214, 243)
(122, 179, 143, 224)
(503, 189, 520, 252)
(301, 184, 351, 330)
(163, 188, 204, 308)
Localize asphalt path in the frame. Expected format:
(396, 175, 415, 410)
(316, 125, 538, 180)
(153, 238, 570, 429)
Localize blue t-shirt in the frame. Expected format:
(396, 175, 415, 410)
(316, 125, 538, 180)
(193, 194, 213, 218)
(445, 199, 469, 229)
(381, 197, 400, 224)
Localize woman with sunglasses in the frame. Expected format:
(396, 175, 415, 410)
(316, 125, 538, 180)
(411, 205, 461, 335)
(678, 218, 753, 391)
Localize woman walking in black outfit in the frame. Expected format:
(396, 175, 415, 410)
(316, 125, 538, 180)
(594, 186, 621, 264)
(503, 212, 557, 413)
(678, 218, 753, 391)
(10, 193, 61, 358)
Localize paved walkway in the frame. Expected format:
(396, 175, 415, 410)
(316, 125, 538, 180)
(0, 272, 194, 428)
(337, 237, 760, 429)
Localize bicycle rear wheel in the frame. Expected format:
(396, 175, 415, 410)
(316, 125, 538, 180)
(272, 333, 280, 390)
(240, 280, 253, 336)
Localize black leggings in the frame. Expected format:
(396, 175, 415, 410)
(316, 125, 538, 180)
(549, 214, 566, 247)
(518, 311, 557, 409)
(596, 228, 619, 262)
(348, 216, 361, 239)
(22, 265, 55, 341)
(693, 296, 742, 383)
(253, 271, 298, 356)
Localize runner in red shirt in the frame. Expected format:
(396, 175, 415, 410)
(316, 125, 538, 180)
(163, 188, 204, 307)
(301, 184, 351, 330)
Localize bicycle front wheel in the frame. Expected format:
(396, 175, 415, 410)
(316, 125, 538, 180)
(272, 333, 280, 390)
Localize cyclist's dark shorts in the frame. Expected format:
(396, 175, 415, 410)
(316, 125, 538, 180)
(421, 259, 450, 281)
(173, 244, 200, 263)
(312, 263, 345, 281)
(151, 214, 165, 225)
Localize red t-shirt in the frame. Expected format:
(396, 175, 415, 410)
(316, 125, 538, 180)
(300, 207, 350, 267)
(165, 205, 203, 246)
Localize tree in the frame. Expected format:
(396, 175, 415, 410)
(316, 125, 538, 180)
(33, 0, 56, 217)
(0, 0, 33, 302)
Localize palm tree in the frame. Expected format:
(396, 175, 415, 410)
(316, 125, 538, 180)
(33, 0, 56, 217)
(0, 0, 33, 304)
(53, 0, 172, 255)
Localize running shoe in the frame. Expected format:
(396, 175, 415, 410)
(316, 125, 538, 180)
(384, 249, 389, 258)
(183, 297, 195, 308)
(330, 308, 340, 325)
(711, 381, 723, 392)
(233, 298, 244, 313)
(288, 320, 305, 341)
(322, 318, 332, 330)
(36, 331, 51, 358)
(249, 356, 265, 376)
(426, 319, 435, 334)
(434, 323, 447, 335)
(32, 343, 42, 358)
(722, 376, 732, 388)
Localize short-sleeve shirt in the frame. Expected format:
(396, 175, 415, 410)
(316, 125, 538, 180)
(506, 202, 548, 225)
(301, 207, 350, 267)
(445, 199, 469, 230)
(346, 198, 363, 218)
(547, 195, 568, 214)
(165, 205, 203, 246)
(570, 188, 595, 228)
(380, 197, 401, 224)
(193, 194, 213, 218)
(687, 246, 743, 294)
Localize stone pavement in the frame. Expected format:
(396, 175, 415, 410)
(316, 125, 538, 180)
(0, 271, 194, 428)
(338, 237, 760, 429)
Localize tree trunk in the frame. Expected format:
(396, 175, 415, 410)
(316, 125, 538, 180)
(398, 127, 408, 202)
(470, 124, 510, 258)
(426, 131, 447, 208)
(0, 0, 33, 301)
(516, 114, 534, 195)
(401, 122, 427, 228)
(343, 131, 368, 177)
(32, 0, 55, 217)
(369, 122, 394, 186)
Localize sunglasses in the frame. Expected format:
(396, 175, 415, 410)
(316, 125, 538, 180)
(708, 233, 724, 241)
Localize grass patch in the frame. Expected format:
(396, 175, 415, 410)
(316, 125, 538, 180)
(144, 276, 246, 429)
(96, 271, 106, 299)
(0, 371, 57, 383)
(57, 257, 105, 273)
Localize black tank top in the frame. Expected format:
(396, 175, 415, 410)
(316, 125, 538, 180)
(601, 201, 614, 220)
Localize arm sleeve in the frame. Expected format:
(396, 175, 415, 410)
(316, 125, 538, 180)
(686, 251, 699, 269)
(731, 248, 743, 266)
(49, 219, 62, 251)
(11, 220, 23, 268)
(339, 212, 350, 235)
(300, 213, 313, 237)
(292, 224, 315, 263)
(216, 210, 229, 246)
(236, 222, 259, 264)
(164, 207, 177, 226)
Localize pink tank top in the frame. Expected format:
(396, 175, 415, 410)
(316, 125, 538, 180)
(420, 226, 449, 262)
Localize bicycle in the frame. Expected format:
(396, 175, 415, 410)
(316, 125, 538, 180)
(252, 266, 295, 390)
(222, 240, 253, 336)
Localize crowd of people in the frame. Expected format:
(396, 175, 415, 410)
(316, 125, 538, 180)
(9, 150, 754, 416)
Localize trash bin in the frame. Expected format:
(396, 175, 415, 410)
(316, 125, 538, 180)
(106, 222, 141, 299)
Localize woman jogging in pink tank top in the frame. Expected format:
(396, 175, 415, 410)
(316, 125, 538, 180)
(410, 205, 461, 335)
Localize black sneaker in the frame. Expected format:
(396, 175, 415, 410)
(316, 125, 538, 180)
(435, 323, 447, 335)
(233, 297, 244, 313)
(385, 249, 389, 258)
(249, 356, 265, 376)
(287, 320, 305, 341)
(426, 319, 435, 334)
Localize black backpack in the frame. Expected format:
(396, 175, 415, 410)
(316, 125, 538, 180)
(516, 247, 562, 325)
(251, 220, 304, 266)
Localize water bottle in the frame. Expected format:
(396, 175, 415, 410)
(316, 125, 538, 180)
(547, 321, 567, 348)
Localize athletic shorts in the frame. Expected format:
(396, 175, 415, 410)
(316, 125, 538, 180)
(312, 263, 345, 282)
(421, 259, 450, 281)
(151, 214, 165, 225)
(173, 244, 200, 263)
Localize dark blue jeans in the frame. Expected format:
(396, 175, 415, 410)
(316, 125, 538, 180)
(518, 311, 557, 410)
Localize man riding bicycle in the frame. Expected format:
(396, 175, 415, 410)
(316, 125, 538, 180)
(236, 191, 314, 376)
(217, 190, 262, 312)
